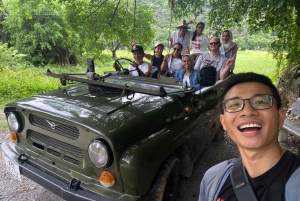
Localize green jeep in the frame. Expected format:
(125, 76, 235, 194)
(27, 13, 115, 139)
(1, 59, 223, 201)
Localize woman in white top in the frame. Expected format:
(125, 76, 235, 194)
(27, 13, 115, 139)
(161, 43, 183, 77)
(191, 22, 209, 59)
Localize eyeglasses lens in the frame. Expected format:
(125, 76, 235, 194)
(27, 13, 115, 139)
(209, 42, 220, 45)
(223, 95, 273, 113)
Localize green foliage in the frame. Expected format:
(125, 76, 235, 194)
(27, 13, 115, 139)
(0, 42, 32, 69)
(0, 67, 57, 105)
(1, 0, 81, 66)
(64, 0, 155, 59)
(165, 0, 300, 80)
(206, 0, 300, 77)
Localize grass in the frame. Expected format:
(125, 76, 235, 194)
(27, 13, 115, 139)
(234, 51, 278, 80)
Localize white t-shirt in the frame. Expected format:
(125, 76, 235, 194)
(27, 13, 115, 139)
(168, 57, 183, 73)
(182, 75, 190, 87)
(128, 61, 150, 76)
(171, 30, 193, 54)
(191, 34, 209, 53)
(194, 53, 227, 80)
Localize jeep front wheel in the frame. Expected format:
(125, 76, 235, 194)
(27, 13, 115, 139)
(140, 155, 180, 201)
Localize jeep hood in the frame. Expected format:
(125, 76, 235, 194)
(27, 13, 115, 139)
(6, 83, 190, 145)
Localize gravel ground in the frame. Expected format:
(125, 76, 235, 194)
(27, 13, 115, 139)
(0, 111, 299, 201)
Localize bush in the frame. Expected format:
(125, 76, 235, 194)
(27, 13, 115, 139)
(0, 43, 32, 70)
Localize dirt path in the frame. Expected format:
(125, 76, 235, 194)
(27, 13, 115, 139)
(0, 128, 298, 201)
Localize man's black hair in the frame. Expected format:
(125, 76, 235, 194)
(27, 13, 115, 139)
(220, 72, 282, 114)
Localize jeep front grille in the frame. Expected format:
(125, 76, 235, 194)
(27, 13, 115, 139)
(30, 114, 79, 140)
(29, 130, 84, 158)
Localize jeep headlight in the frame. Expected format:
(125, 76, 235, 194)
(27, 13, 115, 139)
(7, 112, 22, 132)
(88, 140, 109, 168)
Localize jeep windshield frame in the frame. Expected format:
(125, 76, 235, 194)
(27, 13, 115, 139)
(46, 69, 194, 97)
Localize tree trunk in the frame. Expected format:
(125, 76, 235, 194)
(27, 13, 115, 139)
(112, 49, 116, 58)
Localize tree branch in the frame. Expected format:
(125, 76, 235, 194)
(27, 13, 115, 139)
(109, 0, 121, 27)
(84, 0, 109, 22)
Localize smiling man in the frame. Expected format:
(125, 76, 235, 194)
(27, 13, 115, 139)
(194, 37, 235, 81)
(199, 72, 300, 201)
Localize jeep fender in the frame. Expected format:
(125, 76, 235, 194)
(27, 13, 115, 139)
(119, 125, 188, 196)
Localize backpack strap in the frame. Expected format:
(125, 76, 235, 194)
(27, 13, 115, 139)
(285, 165, 300, 200)
(208, 161, 228, 201)
(230, 158, 258, 201)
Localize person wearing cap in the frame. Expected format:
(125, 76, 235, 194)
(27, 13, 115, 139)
(174, 54, 202, 90)
(130, 39, 165, 71)
(128, 44, 151, 77)
(169, 19, 193, 54)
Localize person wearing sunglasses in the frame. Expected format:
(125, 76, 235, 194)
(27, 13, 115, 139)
(174, 54, 201, 90)
(194, 37, 235, 80)
(161, 43, 183, 77)
(169, 19, 193, 54)
(220, 30, 238, 74)
(199, 72, 300, 201)
(191, 22, 209, 59)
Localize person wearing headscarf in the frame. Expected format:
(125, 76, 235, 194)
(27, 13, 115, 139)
(220, 30, 238, 73)
(174, 54, 202, 90)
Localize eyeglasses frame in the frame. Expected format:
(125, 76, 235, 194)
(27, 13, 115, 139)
(221, 94, 276, 113)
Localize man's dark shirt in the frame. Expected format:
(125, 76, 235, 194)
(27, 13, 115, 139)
(217, 151, 300, 201)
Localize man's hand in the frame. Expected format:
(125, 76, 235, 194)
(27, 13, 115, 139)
(226, 54, 236, 67)
(130, 39, 136, 47)
(187, 20, 194, 24)
(130, 61, 138, 68)
(164, 54, 171, 62)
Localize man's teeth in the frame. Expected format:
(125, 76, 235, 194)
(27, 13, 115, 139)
(239, 124, 262, 129)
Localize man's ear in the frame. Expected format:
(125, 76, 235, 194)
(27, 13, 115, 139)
(220, 114, 227, 131)
(278, 107, 286, 127)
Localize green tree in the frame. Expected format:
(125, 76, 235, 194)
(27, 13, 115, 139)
(64, 0, 155, 58)
(1, 0, 81, 66)
(169, 0, 300, 77)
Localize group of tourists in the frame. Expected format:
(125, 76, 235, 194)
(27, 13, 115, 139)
(127, 19, 237, 90)
(126, 19, 300, 201)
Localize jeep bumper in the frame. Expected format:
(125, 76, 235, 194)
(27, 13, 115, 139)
(1, 142, 119, 201)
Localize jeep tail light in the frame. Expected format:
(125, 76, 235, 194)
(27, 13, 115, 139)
(99, 171, 115, 188)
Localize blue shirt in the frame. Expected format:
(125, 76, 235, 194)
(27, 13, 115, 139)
(174, 69, 201, 90)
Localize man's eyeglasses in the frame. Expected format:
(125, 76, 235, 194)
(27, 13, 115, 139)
(209, 42, 220, 45)
(173, 48, 181, 51)
(221, 94, 276, 113)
